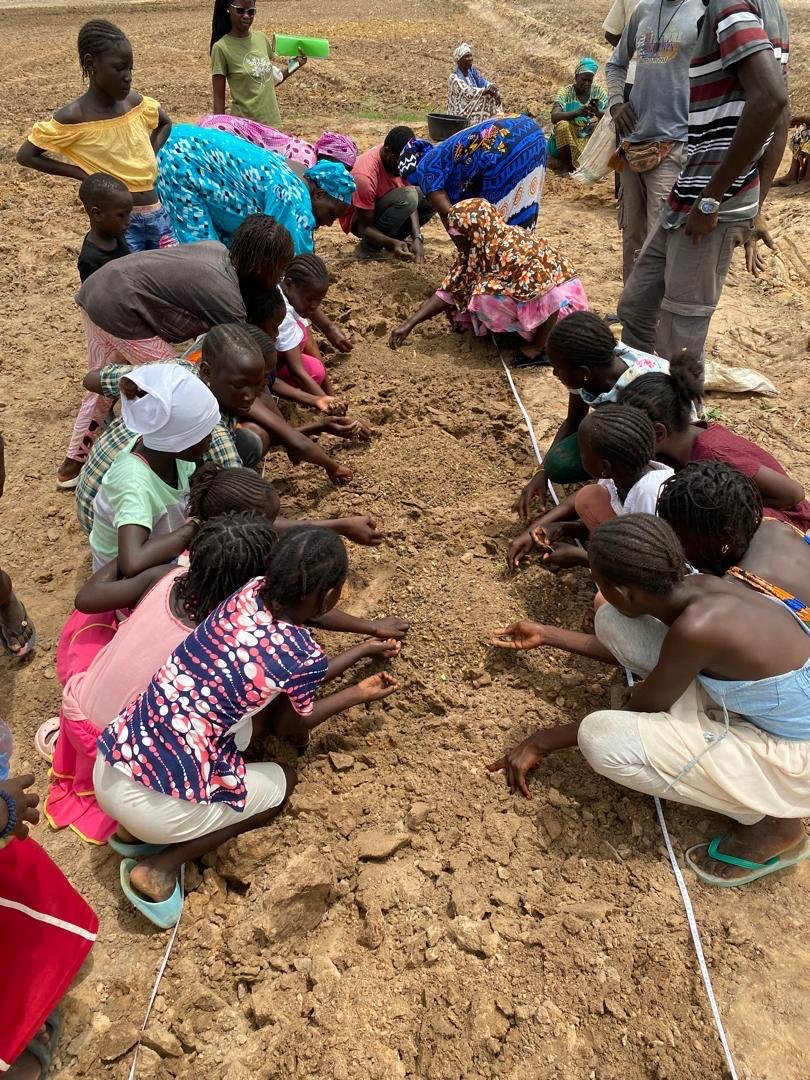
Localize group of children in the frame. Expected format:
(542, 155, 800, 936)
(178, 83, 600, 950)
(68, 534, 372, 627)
(1, 8, 808, 1072)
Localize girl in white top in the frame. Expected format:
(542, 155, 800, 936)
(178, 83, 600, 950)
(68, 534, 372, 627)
(509, 404, 672, 572)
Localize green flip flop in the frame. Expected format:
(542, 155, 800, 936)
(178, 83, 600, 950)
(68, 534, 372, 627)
(685, 835, 810, 888)
(119, 858, 183, 929)
(108, 835, 166, 858)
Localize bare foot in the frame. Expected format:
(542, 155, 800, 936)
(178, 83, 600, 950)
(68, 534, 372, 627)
(130, 860, 177, 903)
(114, 825, 140, 844)
(692, 816, 806, 881)
(774, 166, 799, 187)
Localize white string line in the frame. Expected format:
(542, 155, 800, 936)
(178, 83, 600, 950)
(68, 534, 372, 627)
(128, 864, 185, 1080)
(495, 344, 738, 1080)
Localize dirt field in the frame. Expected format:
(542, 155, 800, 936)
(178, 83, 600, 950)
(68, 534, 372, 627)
(0, 0, 808, 1077)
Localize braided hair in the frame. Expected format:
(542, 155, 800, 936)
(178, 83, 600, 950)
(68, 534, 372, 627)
(242, 324, 277, 365)
(284, 253, 330, 289)
(78, 20, 129, 77)
(188, 461, 280, 522)
(175, 511, 278, 623)
(618, 352, 703, 433)
(657, 461, 762, 573)
(231, 215, 294, 286)
(384, 126, 416, 156)
(261, 525, 348, 609)
(244, 283, 286, 329)
(201, 323, 262, 370)
(209, 0, 232, 53)
(589, 513, 685, 595)
(546, 311, 617, 369)
(580, 403, 656, 475)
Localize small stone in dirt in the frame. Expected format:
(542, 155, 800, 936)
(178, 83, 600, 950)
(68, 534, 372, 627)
(310, 955, 341, 985)
(450, 916, 500, 959)
(540, 811, 564, 841)
(603, 995, 628, 1020)
(357, 830, 410, 860)
(406, 801, 431, 830)
(469, 669, 492, 689)
(141, 1026, 183, 1059)
(328, 751, 355, 772)
(359, 904, 386, 949)
(99, 1023, 140, 1063)
(257, 846, 335, 941)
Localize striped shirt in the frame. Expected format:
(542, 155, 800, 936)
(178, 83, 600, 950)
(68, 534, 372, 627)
(664, 0, 789, 227)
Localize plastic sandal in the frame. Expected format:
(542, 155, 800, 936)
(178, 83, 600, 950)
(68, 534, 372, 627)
(56, 474, 80, 491)
(685, 835, 810, 888)
(35, 717, 61, 762)
(23, 1007, 60, 1075)
(120, 858, 183, 929)
(0, 601, 36, 660)
(108, 835, 167, 858)
(512, 349, 549, 369)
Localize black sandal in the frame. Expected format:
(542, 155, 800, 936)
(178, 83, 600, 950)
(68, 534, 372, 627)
(512, 349, 549, 369)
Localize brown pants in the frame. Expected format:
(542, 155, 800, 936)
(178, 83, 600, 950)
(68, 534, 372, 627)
(617, 216, 753, 361)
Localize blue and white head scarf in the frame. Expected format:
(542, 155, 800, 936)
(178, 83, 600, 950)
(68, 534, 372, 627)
(398, 138, 433, 182)
(303, 159, 356, 204)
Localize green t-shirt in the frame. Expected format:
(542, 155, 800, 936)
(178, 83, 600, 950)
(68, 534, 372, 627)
(211, 30, 283, 127)
(89, 441, 197, 568)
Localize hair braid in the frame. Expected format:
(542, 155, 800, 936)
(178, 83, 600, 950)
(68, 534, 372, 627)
(201, 323, 262, 371)
(175, 511, 278, 622)
(260, 525, 347, 608)
(230, 215, 294, 286)
(284, 253, 330, 288)
(656, 461, 762, 573)
(188, 462, 280, 521)
(589, 513, 685, 594)
(244, 283, 286, 328)
(618, 352, 703, 433)
(546, 311, 617, 369)
(78, 20, 129, 77)
(580, 403, 656, 474)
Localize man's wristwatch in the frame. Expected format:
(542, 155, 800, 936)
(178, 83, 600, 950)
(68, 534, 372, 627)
(0, 789, 16, 839)
(697, 197, 721, 215)
(413, 234, 424, 242)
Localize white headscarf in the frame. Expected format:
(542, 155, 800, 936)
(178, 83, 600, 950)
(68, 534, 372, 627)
(121, 364, 220, 453)
(453, 43, 473, 64)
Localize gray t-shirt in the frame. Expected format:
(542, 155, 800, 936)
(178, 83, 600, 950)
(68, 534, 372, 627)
(76, 240, 246, 342)
(605, 0, 703, 144)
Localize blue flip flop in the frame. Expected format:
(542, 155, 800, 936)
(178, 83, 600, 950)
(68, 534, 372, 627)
(686, 835, 810, 888)
(119, 858, 183, 929)
(108, 835, 166, 857)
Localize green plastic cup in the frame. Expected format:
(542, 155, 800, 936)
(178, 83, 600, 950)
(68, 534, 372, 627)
(273, 34, 330, 58)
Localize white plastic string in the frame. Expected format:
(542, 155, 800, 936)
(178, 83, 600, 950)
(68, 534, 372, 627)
(495, 342, 738, 1080)
(128, 865, 185, 1080)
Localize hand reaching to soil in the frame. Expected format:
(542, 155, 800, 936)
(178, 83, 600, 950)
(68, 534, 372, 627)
(357, 671, 399, 702)
(361, 637, 402, 660)
(369, 616, 410, 640)
(487, 736, 545, 799)
(514, 471, 548, 520)
(491, 620, 546, 650)
(314, 395, 349, 416)
(0, 773, 40, 838)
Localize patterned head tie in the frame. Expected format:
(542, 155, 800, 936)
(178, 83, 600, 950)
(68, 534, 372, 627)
(398, 138, 433, 181)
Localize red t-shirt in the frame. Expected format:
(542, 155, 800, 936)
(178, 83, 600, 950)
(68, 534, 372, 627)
(340, 145, 404, 233)
(691, 423, 810, 532)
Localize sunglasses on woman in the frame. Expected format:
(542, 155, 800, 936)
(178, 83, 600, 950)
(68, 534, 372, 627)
(230, 5, 256, 14)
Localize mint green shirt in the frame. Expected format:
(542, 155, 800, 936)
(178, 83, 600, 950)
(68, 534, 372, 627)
(89, 441, 196, 570)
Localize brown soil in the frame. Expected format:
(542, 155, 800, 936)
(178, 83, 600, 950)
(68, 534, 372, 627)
(0, 0, 808, 1078)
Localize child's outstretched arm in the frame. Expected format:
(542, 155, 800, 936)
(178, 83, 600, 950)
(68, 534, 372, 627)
(389, 294, 453, 349)
(322, 638, 401, 684)
(116, 522, 197, 579)
(310, 610, 409, 639)
(274, 514, 382, 546)
(272, 376, 347, 417)
(515, 396, 590, 520)
(75, 559, 175, 614)
(310, 306, 351, 353)
(246, 398, 352, 485)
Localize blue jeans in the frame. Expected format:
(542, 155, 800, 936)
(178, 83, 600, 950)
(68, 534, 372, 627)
(125, 205, 177, 251)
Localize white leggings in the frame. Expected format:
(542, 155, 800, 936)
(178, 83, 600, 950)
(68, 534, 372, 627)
(93, 754, 288, 844)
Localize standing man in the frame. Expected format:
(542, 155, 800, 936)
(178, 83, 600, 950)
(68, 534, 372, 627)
(340, 126, 435, 262)
(616, 0, 789, 360)
(606, 0, 703, 281)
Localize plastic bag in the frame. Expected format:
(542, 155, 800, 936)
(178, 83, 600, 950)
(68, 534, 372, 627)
(704, 360, 778, 396)
(571, 113, 616, 184)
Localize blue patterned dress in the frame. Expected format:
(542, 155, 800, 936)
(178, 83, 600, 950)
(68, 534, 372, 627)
(156, 123, 316, 252)
(410, 115, 546, 229)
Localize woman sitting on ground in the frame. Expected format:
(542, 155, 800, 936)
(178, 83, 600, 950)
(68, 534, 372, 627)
(197, 116, 358, 171)
(548, 58, 608, 175)
(95, 527, 401, 927)
(447, 43, 501, 126)
(389, 199, 587, 365)
(619, 351, 810, 531)
(490, 513, 810, 888)
(156, 124, 356, 250)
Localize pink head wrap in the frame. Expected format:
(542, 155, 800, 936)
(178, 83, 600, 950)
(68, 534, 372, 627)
(314, 132, 359, 168)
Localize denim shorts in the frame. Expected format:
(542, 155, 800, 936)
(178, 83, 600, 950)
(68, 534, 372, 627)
(125, 205, 178, 251)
